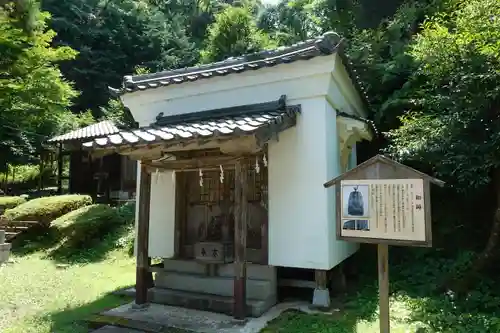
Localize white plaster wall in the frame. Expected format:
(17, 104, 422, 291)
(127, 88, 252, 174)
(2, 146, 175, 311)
(134, 161, 176, 258)
(268, 97, 331, 269)
(325, 103, 359, 268)
(122, 56, 335, 127)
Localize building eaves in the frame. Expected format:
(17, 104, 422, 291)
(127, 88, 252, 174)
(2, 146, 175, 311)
(82, 97, 300, 150)
(109, 31, 343, 96)
(337, 111, 378, 138)
(47, 120, 120, 143)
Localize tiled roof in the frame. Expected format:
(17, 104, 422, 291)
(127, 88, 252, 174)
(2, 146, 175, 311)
(109, 31, 344, 96)
(82, 97, 300, 149)
(48, 120, 119, 143)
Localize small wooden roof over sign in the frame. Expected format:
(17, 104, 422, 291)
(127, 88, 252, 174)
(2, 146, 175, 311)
(323, 154, 445, 188)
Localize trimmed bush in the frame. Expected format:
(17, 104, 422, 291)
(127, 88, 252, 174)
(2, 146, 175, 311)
(0, 196, 27, 210)
(3, 194, 92, 224)
(52, 204, 128, 250)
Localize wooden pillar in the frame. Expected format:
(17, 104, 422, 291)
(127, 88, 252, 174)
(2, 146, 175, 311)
(57, 143, 63, 194)
(135, 163, 152, 306)
(378, 244, 390, 333)
(38, 151, 44, 191)
(233, 160, 248, 319)
(313, 269, 331, 308)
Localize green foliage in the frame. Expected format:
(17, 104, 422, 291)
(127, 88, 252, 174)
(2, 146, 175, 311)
(99, 99, 136, 128)
(385, 0, 500, 190)
(3, 194, 92, 223)
(51, 204, 127, 250)
(0, 1, 79, 169)
(257, 0, 318, 45)
(200, 5, 275, 63)
(0, 196, 26, 209)
(41, 0, 196, 116)
(0, 164, 53, 188)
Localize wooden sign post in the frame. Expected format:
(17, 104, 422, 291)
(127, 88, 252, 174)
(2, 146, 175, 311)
(324, 155, 444, 333)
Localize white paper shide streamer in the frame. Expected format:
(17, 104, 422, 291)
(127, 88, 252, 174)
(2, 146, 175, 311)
(155, 168, 160, 184)
(199, 168, 203, 187)
(219, 165, 224, 183)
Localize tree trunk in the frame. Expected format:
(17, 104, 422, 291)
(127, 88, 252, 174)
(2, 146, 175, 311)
(451, 168, 500, 294)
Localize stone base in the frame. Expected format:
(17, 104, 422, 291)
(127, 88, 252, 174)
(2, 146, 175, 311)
(149, 287, 274, 317)
(312, 288, 331, 308)
(0, 243, 12, 265)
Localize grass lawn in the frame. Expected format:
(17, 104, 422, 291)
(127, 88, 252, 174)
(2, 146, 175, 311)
(262, 299, 425, 333)
(0, 249, 135, 333)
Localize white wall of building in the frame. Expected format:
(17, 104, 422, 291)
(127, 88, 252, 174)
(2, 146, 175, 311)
(134, 162, 176, 258)
(268, 97, 330, 269)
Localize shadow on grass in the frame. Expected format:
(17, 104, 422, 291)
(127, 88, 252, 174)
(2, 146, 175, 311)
(45, 224, 134, 265)
(10, 226, 61, 256)
(44, 288, 133, 333)
(10, 223, 134, 265)
(45, 287, 189, 333)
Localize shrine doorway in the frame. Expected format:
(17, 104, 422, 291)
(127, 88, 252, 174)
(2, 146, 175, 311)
(179, 157, 268, 265)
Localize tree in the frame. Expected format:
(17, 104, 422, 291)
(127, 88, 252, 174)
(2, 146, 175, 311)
(384, 0, 500, 291)
(41, 0, 196, 116)
(200, 5, 275, 63)
(257, 0, 318, 45)
(0, 0, 83, 170)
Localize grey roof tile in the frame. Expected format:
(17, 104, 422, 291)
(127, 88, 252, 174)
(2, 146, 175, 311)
(109, 32, 343, 96)
(48, 120, 119, 143)
(82, 100, 300, 149)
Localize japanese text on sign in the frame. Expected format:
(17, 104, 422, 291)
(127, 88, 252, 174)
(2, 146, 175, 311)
(340, 179, 426, 242)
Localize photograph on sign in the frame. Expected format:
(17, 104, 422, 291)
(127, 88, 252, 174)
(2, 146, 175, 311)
(342, 219, 370, 231)
(340, 179, 426, 243)
(342, 185, 369, 218)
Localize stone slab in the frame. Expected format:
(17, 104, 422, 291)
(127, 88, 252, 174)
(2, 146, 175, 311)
(149, 288, 274, 317)
(93, 325, 145, 333)
(99, 301, 335, 333)
(154, 272, 274, 300)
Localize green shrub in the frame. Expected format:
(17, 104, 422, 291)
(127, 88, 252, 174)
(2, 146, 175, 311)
(52, 204, 125, 249)
(0, 196, 27, 209)
(3, 194, 92, 224)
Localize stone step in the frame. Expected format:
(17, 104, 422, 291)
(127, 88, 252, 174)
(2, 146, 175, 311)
(162, 259, 276, 281)
(5, 231, 19, 240)
(154, 272, 274, 300)
(149, 287, 274, 318)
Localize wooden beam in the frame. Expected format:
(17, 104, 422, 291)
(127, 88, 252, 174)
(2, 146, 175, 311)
(136, 163, 152, 306)
(144, 155, 242, 171)
(233, 160, 248, 319)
